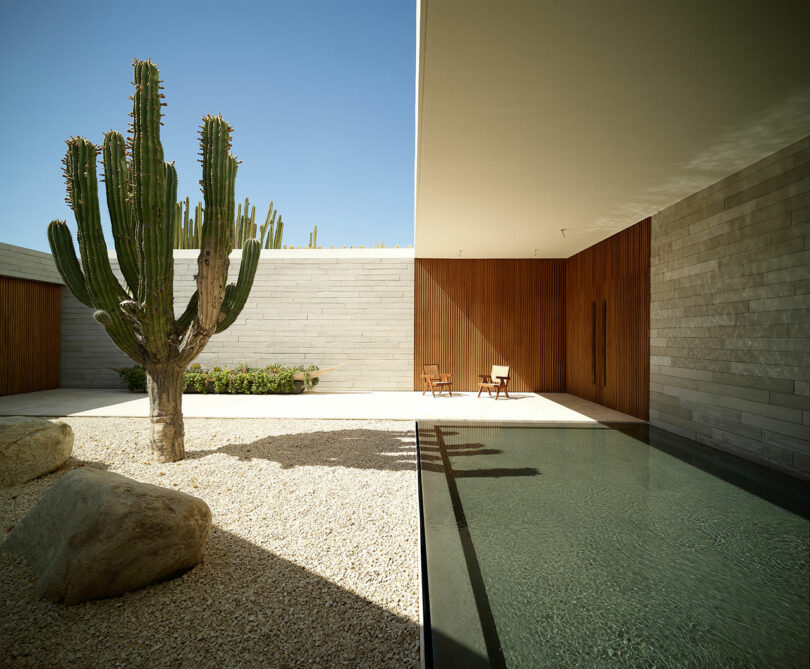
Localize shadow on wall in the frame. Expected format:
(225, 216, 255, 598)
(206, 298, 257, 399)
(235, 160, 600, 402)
(186, 428, 418, 471)
(0, 525, 420, 666)
(0, 390, 144, 417)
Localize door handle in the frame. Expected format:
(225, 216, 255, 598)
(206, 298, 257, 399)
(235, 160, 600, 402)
(602, 299, 607, 387)
(591, 302, 596, 384)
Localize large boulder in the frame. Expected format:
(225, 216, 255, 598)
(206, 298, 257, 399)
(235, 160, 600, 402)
(2, 467, 211, 604)
(0, 416, 73, 488)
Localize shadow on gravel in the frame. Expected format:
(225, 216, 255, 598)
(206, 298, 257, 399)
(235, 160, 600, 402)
(59, 456, 111, 474)
(185, 429, 418, 471)
(0, 526, 420, 667)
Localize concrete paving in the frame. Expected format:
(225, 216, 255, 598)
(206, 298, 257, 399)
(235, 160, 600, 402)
(0, 388, 643, 423)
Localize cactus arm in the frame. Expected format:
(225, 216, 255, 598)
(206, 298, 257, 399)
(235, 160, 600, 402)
(176, 201, 183, 247)
(102, 131, 138, 294)
(174, 290, 199, 335)
(130, 59, 175, 360)
(259, 202, 274, 249)
(181, 197, 190, 249)
(249, 203, 256, 241)
(216, 238, 260, 333)
(188, 200, 193, 248)
(164, 162, 178, 253)
(64, 137, 129, 309)
(131, 60, 166, 269)
(241, 197, 250, 247)
(194, 114, 236, 334)
(93, 310, 113, 326)
(47, 220, 93, 307)
(102, 303, 146, 363)
(61, 142, 144, 366)
(195, 201, 203, 247)
(172, 202, 178, 248)
(171, 200, 182, 249)
(274, 216, 284, 249)
(236, 201, 243, 248)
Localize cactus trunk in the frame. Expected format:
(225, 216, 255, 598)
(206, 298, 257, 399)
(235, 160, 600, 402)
(146, 363, 185, 462)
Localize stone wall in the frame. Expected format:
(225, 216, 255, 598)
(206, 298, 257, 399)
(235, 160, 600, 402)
(61, 249, 415, 391)
(650, 136, 809, 479)
(0, 242, 63, 285)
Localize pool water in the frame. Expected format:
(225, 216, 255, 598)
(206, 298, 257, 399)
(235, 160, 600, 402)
(417, 422, 810, 668)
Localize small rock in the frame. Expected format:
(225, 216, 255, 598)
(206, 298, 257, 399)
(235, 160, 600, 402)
(0, 417, 73, 487)
(2, 467, 211, 604)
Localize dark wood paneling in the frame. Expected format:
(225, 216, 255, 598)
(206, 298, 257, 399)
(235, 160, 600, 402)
(0, 277, 61, 396)
(565, 219, 650, 419)
(414, 259, 565, 392)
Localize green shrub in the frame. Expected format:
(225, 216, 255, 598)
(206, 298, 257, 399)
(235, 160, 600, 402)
(117, 366, 147, 392)
(117, 364, 318, 394)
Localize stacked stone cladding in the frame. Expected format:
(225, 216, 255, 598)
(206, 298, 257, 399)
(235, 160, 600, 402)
(58, 249, 415, 391)
(650, 136, 809, 479)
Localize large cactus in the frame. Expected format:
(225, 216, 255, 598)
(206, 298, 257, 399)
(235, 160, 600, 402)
(47, 59, 260, 462)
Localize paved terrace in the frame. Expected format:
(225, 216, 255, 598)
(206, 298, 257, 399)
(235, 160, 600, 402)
(0, 389, 642, 422)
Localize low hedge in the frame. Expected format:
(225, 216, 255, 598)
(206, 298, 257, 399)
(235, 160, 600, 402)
(117, 363, 320, 394)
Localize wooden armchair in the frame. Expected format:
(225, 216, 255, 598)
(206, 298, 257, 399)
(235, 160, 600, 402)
(478, 365, 511, 399)
(421, 364, 453, 397)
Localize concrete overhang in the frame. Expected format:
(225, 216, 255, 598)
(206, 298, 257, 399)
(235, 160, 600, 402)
(414, 0, 810, 258)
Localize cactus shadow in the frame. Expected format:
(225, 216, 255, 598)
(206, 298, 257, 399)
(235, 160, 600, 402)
(185, 428, 418, 471)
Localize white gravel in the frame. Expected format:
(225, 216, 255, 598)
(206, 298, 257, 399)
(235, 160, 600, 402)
(0, 417, 420, 668)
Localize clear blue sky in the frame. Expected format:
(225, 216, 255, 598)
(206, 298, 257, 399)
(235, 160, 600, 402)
(0, 0, 415, 252)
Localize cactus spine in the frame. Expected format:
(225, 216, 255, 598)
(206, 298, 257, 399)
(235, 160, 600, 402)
(47, 59, 260, 462)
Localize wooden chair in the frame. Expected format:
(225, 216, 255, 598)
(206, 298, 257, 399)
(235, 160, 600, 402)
(478, 365, 511, 399)
(421, 364, 453, 397)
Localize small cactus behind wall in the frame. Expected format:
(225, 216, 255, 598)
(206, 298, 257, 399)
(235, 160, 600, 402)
(259, 201, 284, 249)
(173, 198, 285, 249)
(234, 197, 257, 248)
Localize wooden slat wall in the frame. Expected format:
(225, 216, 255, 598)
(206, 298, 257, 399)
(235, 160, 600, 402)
(414, 259, 565, 392)
(565, 244, 601, 404)
(565, 219, 650, 419)
(0, 277, 61, 396)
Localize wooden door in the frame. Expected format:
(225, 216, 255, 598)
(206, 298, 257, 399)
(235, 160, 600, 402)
(0, 277, 61, 395)
(565, 219, 650, 420)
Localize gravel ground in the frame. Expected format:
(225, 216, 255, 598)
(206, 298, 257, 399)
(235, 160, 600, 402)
(0, 417, 420, 668)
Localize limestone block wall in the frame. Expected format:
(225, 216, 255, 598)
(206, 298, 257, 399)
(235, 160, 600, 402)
(0, 242, 63, 285)
(61, 249, 415, 391)
(650, 136, 810, 479)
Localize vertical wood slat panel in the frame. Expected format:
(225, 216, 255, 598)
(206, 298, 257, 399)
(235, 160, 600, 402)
(565, 219, 650, 419)
(0, 276, 61, 396)
(414, 259, 565, 392)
